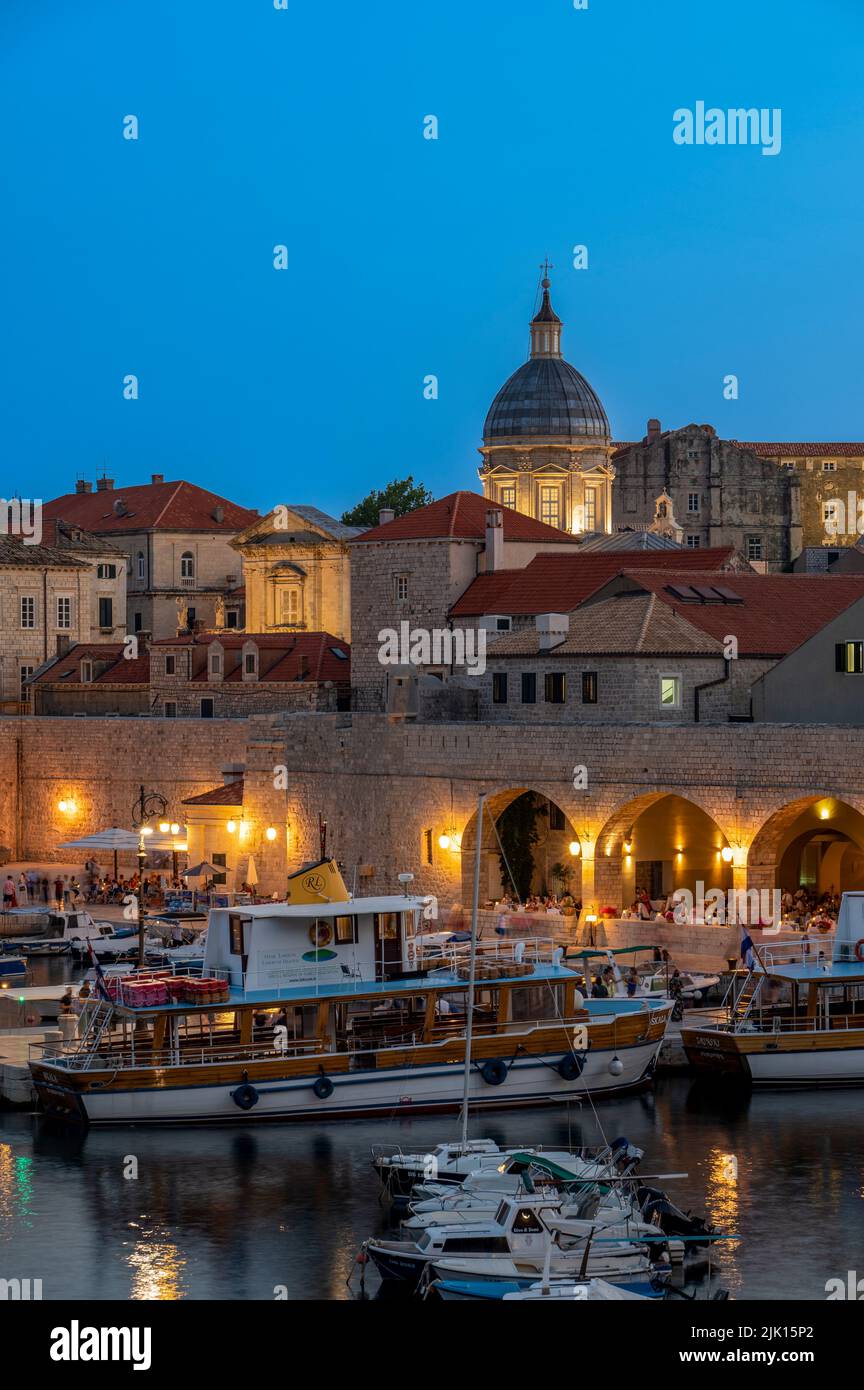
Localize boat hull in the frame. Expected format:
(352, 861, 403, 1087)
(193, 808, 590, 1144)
(682, 1025, 864, 1087)
(32, 1035, 663, 1125)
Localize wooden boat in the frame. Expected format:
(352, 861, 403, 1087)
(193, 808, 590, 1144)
(29, 891, 671, 1125)
(682, 891, 864, 1086)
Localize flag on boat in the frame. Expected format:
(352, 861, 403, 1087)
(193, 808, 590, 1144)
(740, 927, 754, 969)
(87, 937, 112, 1002)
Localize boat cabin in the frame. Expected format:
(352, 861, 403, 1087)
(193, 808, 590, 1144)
(204, 894, 431, 988)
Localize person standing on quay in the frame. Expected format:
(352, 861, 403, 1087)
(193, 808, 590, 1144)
(3, 874, 15, 909)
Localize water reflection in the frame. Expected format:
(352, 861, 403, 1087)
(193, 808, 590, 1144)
(0, 1079, 860, 1300)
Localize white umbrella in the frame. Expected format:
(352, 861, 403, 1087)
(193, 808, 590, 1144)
(58, 828, 141, 879)
(245, 856, 258, 888)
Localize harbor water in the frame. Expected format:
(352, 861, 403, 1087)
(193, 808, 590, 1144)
(0, 1078, 859, 1301)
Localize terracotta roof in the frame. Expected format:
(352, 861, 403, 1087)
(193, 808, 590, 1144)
(43, 481, 258, 534)
(151, 631, 350, 683)
(182, 781, 245, 807)
(732, 442, 864, 458)
(615, 571, 864, 657)
(352, 491, 583, 546)
(611, 438, 864, 459)
(449, 547, 739, 617)
(31, 644, 150, 685)
(485, 593, 724, 658)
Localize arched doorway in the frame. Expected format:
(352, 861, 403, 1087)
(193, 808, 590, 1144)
(459, 789, 580, 906)
(749, 797, 864, 897)
(593, 793, 732, 912)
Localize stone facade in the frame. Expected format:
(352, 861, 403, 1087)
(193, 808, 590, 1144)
(612, 423, 800, 569)
(231, 506, 359, 642)
(0, 534, 126, 708)
(478, 653, 770, 723)
(4, 710, 864, 912)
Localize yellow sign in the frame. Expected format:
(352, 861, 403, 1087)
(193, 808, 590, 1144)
(285, 858, 350, 905)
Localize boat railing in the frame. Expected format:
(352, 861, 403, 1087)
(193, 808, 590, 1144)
(29, 1034, 326, 1071)
(424, 936, 560, 976)
(757, 940, 832, 971)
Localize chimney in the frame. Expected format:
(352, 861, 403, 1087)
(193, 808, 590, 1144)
(75, 479, 92, 495)
(151, 473, 164, 484)
(56, 635, 72, 657)
(378, 508, 395, 527)
(485, 508, 504, 572)
(646, 418, 661, 444)
(96, 476, 114, 491)
(536, 612, 569, 652)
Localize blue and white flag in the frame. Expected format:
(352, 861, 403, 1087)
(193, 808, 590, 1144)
(740, 927, 754, 969)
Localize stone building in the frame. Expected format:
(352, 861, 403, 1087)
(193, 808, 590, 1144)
(29, 631, 350, 718)
(43, 475, 257, 640)
(478, 275, 615, 535)
(479, 572, 864, 724)
(348, 491, 585, 711)
(231, 504, 360, 642)
(149, 632, 350, 718)
(0, 526, 126, 710)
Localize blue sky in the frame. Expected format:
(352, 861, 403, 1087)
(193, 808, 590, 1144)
(2, 0, 863, 516)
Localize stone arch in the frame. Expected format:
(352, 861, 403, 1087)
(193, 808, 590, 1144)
(747, 795, 864, 895)
(459, 786, 581, 905)
(591, 790, 734, 913)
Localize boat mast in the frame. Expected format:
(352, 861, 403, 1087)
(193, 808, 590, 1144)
(460, 790, 486, 1150)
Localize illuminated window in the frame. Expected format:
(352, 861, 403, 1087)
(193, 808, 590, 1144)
(660, 675, 681, 709)
(835, 641, 864, 674)
(540, 486, 561, 530)
(583, 486, 597, 532)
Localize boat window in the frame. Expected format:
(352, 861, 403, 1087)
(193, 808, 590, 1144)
(375, 913, 400, 940)
(335, 915, 357, 944)
(511, 984, 563, 1020)
(443, 1236, 510, 1253)
(494, 1200, 509, 1225)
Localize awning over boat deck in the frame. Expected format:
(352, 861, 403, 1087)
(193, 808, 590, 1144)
(752, 960, 864, 984)
(103, 962, 671, 1016)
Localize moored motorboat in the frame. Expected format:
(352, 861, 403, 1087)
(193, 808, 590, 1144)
(682, 892, 864, 1086)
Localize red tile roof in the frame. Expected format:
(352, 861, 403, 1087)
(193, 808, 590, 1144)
(615, 571, 864, 656)
(43, 481, 258, 534)
(611, 438, 864, 459)
(32, 644, 151, 685)
(732, 442, 864, 458)
(449, 547, 738, 617)
(152, 632, 350, 683)
(352, 491, 583, 545)
(182, 780, 245, 807)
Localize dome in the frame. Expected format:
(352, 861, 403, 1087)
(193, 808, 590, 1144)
(483, 356, 609, 442)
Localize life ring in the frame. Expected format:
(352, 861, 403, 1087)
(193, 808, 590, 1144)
(232, 1082, 259, 1110)
(308, 920, 333, 948)
(556, 1053, 584, 1081)
(480, 1058, 508, 1086)
(854, 939, 864, 962)
(313, 1074, 334, 1100)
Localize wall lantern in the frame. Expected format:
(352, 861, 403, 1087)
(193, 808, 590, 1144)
(170, 823, 180, 836)
(58, 799, 77, 814)
(721, 846, 733, 863)
(226, 821, 236, 834)
(158, 822, 170, 833)
(568, 840, 581, 857)
(265, 826, 277, 841)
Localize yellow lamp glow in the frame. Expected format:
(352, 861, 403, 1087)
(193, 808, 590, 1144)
(226, 821, 236, 834)
(721, 846, 733, 863)
(58, 800, 67, 812)
(623, 840, 632, 855)
(158, 822, 170, 833)
(170, 823, 180, 835)
(568, 840, 580, 857)
(438, 833, 451, 850)
(819, 806, 830, 820)
(265, 826, 277, 841)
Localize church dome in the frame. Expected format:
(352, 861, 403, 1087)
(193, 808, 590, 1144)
(483, 277, 609, 442)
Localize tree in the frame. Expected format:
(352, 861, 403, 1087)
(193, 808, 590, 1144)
(341, 476, 434, 528)
(497, 793, 542, 901)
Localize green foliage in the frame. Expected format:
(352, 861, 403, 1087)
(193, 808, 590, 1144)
(341, 476, 434, 528)
(497, 793, 541, 900)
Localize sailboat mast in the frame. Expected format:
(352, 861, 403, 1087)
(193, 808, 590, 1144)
(460, 790, 486, 1150)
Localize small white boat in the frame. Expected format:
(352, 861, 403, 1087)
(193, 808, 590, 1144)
(0, 955, 28, 981)
(502, 1277, 650, 1301)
